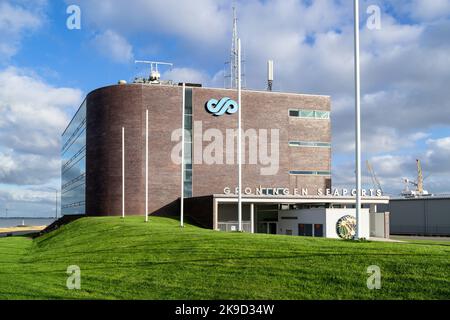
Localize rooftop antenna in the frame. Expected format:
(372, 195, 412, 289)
(267, 60, 274, 91)
(224, 4, 246, 89)
(231, 6, 239, 89)
(134, 60, 173, 83)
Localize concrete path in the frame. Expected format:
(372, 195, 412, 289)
(369, 237, 404, 243)
(0, 226, 45, 238)
(391, 235, 450, 242)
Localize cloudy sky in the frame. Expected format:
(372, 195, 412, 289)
(1, 0, 450, 217)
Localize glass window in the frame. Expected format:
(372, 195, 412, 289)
(300, 110, 315, 118)
(315, 111, 330, 119)
(183, 88, 193, 198)
(289, 170, 332, 176)
(289, 141, 331, 148)
(299, 224, 313, 237)
(314, 224, 324, 237)
(184, 115, 192, 130)
(289, 109, 330, 120)
(61, 100, 86, 216)
(316, 142, 332, 147)
(185, 88, 193, 115)
(184, 169, 192, 182)
(289, 110, 299, 117)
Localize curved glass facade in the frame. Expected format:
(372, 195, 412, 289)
(61, 100, 86, 215)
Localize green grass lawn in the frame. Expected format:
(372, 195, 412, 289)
(0, 216, 449, 300)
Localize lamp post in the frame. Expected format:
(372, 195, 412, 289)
(353, 0, 362, 240)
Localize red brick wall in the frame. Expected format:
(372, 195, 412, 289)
(85, 84, 331, 217)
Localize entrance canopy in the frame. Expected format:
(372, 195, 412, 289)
(212, 194, 390, 231)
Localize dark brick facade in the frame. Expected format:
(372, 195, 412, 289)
(84, 84, 331, 217)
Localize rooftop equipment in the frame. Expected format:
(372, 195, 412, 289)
(134, 60, 173, 84)
(224, 4, 246, 89)
(267, 60, 274, 91)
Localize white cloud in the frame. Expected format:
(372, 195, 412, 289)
(410, 0, 450, 21)
(0, 151, 60, 185)
(0, 1, 43, 60)
(68, 0, 230, 45)
(163, 67, 210, 85)
(92, 30, 134, 63)
(0, 67, 83, 183)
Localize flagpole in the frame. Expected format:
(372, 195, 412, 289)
(122, 127, 125, 219)
(145, 109, 149, 222)
(237, 38, 243, 232)
(354, 0, 362, 239)
(180, 83, 185, 228)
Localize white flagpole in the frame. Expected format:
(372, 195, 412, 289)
(238, 38, 243, 232)
(145, 109, 149, 222)
(180, 83, 185, 228)
(354, 0, 362, 239)
(122, 127, 125, 219)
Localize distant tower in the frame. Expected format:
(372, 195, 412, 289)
(225, 4, 245, 89)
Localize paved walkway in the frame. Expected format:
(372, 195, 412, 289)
(391, 235, 450, 242)
(0, 226, 45, 237)
(369, 237, 404, 243)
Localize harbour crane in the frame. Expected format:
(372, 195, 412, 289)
(401, 159, 430, 197)
(416, 159, 424, 195)
(366, 160, 383, 194)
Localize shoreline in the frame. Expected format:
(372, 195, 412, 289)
(0, 226, 46, 236)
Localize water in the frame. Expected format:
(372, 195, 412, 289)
(0, 218, 56, 228)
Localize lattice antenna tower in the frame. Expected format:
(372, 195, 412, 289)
(224, 4, 246, 89)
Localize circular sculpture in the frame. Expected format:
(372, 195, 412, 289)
(336, 215, 357, 239)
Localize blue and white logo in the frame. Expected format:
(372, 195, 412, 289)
(206, 98, 239, 116)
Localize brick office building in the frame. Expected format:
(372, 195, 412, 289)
(61, 82, 389, 239)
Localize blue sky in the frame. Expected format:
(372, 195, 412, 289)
(1, 0, 450, 217)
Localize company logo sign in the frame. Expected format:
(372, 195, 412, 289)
(206, 97, 239, 116)
(336, 215, 356, 240)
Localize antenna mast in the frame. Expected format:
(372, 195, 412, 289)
(225, 4, 245, 89)
(231, 6, 239, 89)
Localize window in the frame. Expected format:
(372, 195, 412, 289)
(299, 224, 324, 237)
(289, 109, 330, 120)
(289, 171, 331, 176)
(289, 141, 331, 148)
(315, 111, 330, 119)
(183, 88, 193, 198)
(314, 224, 324, 237)
(299, 224, 313, 237)
(289, 109, 299, 117)
(61, 100, 87, 215)
(300, 110, 315, 118)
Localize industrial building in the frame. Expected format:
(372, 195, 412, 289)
(386, 197, 450, 236)
(61, 77, 389, 239)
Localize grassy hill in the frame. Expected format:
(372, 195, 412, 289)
(0, 216, 449, 300)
